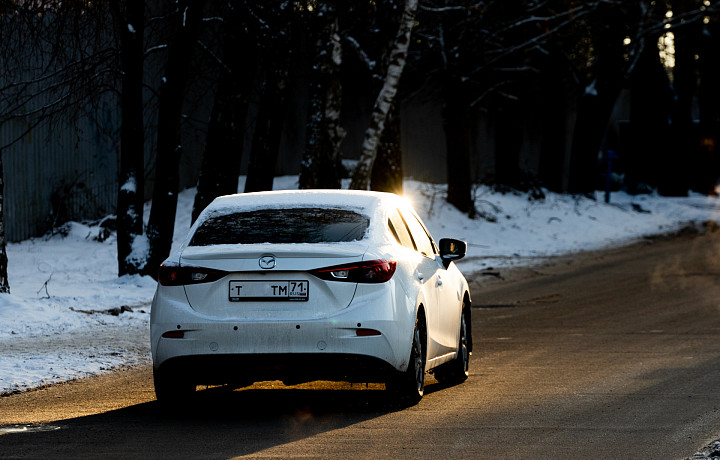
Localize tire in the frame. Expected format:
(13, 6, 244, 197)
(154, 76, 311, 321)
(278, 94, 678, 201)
(153, 367, 196, 406)
(434, 308, 469, 385)
(387, 315, 426, 405)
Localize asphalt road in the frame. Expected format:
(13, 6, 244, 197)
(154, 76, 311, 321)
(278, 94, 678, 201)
(2, 230, 720, 459)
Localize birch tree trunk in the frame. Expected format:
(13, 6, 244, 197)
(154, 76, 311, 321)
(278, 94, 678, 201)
(349, 0, 418, 191)
(114, 0, 146, 276)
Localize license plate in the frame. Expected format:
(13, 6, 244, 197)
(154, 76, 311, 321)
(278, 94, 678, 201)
(229, 280, 309, 301)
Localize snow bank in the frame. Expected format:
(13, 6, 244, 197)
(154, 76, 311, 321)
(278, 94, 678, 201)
(404, 181, 720, 273)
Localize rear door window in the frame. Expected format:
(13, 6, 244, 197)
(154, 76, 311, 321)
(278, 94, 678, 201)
(400, 209, 436, 258)
(190, 208, 369, 246)
(388, 210, 416, 250)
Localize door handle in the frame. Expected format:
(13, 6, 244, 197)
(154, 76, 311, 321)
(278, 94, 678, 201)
(415, 270, 424, 281)
(436, 277, 443, 287)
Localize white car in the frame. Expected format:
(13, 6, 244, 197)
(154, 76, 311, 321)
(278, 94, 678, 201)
(150, 189, 471, 404)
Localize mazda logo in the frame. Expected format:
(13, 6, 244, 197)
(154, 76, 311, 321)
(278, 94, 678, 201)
(259, 256, 276, 269)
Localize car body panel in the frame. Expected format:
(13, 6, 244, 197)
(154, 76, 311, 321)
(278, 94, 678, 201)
(180, 244, 368, 320)
(150, 189, 471, 389)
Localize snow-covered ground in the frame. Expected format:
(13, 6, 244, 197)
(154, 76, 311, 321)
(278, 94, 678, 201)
(2, 175, 720, 396)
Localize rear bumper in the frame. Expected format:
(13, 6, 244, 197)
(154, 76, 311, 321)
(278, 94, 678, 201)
(156, 352, 399, 386)
(152, 319, 406, 378)
(150, 282, 417, 383)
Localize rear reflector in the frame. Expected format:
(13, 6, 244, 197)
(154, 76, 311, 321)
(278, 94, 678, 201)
(158, 263, 228, 286)
(161, 331, 185, 339)
(312, 259, 397, 283)
(356, 328, 381, 336)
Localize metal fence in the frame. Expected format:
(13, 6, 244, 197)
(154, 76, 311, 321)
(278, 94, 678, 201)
(1, 104, 119, 242)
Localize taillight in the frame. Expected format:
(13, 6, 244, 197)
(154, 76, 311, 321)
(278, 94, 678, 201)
(311, 259, 397, 283)
(158, 263, 228, 286)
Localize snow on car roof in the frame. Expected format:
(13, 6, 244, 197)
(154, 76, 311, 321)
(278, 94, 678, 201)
(204, 189, 407, 215)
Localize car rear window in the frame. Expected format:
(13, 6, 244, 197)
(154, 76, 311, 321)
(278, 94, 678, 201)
(190, 208, 370, 246)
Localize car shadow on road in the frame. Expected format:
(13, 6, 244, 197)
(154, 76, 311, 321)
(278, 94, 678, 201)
(157, 384, 404, 418)
(0, 381, 448, 458)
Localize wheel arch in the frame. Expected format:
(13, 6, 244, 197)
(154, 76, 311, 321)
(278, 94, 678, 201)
(403, 302, 427, 370)
(414, 302, 428, 354)
(416, 302, 428, 346)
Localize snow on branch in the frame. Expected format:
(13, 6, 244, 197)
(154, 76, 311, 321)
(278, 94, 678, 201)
(144, 44, 169, 57)
(420, 2, 485, 13)
(344, 35, 376, 72)
(493, 66, 540, 73)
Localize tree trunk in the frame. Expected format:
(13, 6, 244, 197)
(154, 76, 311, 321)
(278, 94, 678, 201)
(349, 0, 418, 190)
(114, 0, 145, 276)
(670, 7, 704, 194)
(629, 36, 672, 194)
(698, 22, 720, 133)
(567, 85, 621, 194)
(371, 101, 403, 195)
(191, 77, 245, 223)
(145, 0, 205, 278)
(537, 47, 570, 193)
(299, 9, 345, 190)
(538, 97, 567, 193)
(494, 102, 523, 189)
(192, 29, 256, 224)
(0, 150, 9, 294)
(665, 48, 695, 194)
(698, 21, 720, 193)
(244, 70, 288, 193)
(567, 6, 627, 195)
(443, 84, 474, 215)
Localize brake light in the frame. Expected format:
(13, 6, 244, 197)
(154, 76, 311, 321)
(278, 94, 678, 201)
(158, 263, 228, 286)
(312, 259, 397, 283)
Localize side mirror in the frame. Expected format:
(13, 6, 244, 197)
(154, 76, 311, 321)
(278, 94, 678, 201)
(439, 238, 467, 268)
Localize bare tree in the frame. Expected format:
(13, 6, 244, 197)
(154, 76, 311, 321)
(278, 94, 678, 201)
(192, 4, 258, 223)
(243, 2, 295, 193)
(243, 68, 289, 193)
(349, 0, 419, 190)
(112, 0, 146, 275)
(145, 0, 206, 277)
(568, 1, 719, 194)
(0, 2, 119, 288)
(299, 2, 346, 190)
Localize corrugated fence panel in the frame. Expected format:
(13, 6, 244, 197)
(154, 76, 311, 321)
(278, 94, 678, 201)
(2, 100, 119, 242)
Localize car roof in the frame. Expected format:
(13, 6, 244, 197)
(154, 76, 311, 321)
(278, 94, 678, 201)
(203, 189, 408, 216)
